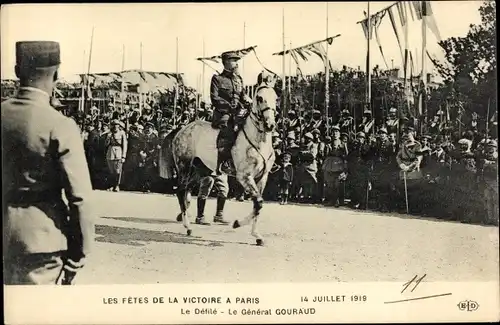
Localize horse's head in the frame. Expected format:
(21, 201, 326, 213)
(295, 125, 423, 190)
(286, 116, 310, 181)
(253, 71, 278, 132)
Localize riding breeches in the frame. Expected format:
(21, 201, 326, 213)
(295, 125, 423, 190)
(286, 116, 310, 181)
(198, 174, 229, 199)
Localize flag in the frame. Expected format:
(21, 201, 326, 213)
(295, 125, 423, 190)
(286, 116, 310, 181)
(387, 5, 404, 62)
(413, 1, 442, 41)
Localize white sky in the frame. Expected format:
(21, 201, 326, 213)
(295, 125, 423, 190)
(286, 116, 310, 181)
(1, 1, 482, 100)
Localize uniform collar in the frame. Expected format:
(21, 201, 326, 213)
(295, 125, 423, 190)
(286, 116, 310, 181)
(17, 87, 51, 103)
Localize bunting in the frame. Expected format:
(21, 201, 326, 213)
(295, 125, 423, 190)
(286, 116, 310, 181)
(272, 35, 340, 74)
(387, 5, 405, 62)
(360, 10, 389, 69)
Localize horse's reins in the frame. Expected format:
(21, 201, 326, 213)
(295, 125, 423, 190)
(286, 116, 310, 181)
(242, 84, 276, 181)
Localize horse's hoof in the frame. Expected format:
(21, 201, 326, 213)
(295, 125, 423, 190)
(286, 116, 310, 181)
(186, 229, 192, 236)
(256, 239, 264, 246)
(176, 213, 183, 222)
(232, 220, 241, 229)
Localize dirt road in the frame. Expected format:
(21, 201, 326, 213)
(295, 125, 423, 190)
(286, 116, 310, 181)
(76, 191, 499, 284)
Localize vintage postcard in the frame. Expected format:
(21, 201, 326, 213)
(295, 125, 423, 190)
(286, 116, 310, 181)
(2, 1, 499, 324)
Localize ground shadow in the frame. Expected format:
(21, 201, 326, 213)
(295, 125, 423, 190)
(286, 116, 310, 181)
(102, 216, 179, 225)
(96, 224, 252, 247)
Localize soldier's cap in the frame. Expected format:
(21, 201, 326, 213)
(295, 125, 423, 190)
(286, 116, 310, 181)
(304, 132, 314, 139)
(403, 125, 415, 132)
(137, 124, 144, 130)
(341, 132, 349, 138)
(421, 135, 432, 140)
(286, 132, 296, 140)
(145, 122, 155, 128)
(221, 51, 241, 61)
(379, 127, 388, 134)
(288, 110, 296, 116)
(312, 129, 321, 135)
(458, 138, 472, 146)
(16, 41, 61, 70)
(272, 131, 280, 137)
(487, 140, 497, 147)
(332, 125, 340, 131)
(436, 110, 445, 115)
(91, 106, 99, 112)
(389, 107, 397, 113)
(363, 109, 372, 115)
(312, 109, 321, 115)
(357, 131, 366, 138)
(341, 109, 350, 115)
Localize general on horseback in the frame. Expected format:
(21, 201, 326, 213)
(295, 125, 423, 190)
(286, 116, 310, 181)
(161, 49, 278, 246)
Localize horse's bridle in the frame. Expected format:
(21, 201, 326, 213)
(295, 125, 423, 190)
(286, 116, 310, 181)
(249, 84, 276, 133)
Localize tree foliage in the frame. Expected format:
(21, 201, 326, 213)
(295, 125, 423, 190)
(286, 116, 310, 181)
(434, 1, 496, 129)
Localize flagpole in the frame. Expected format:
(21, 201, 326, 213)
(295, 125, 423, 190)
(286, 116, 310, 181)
(288, 40, 292, 112)
(366, 1, 372, 134)
(421, 0, 427, 133)
(85, 26, 95, 113)
(121, 44, 125, 113)
(80, 50, 85, 112)
(174, 37, 179, 128)
(281, 7, 286, 144)
(139, 42, 143, 115)
(325, 1, 330, 133)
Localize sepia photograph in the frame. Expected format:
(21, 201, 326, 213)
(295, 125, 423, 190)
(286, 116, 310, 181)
(2, 1, 498, 323)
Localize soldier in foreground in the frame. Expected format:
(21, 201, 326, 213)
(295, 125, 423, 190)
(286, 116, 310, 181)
(2, 41, 95, 285)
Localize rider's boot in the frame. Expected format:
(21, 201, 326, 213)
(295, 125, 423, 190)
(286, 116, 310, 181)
(213, 196, 230, 225)
(195, 198, 211, 225)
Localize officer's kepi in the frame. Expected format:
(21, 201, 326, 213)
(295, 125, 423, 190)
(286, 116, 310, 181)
(221, 51, 241, 61)
(16, 41, 61, 69)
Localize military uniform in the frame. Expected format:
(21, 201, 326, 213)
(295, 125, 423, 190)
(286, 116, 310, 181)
(478, 141, 499, 225)
(3, 41, 94, 285)
(196, 51, 248, 225)
(322, 126, 348, 206)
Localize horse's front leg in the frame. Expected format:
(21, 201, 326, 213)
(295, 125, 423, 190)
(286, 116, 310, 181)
(233, 172, 264, 246)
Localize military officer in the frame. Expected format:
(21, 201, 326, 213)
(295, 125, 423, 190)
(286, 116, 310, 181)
(210, 50, 252, 175)
(3, 41, 94, 285)
(359, 109, 374, 134)
(386, 107, 399, 135)
(322, 125, 348, 207)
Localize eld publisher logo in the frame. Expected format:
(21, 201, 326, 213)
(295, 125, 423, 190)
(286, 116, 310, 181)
(457, 300, 479, 312)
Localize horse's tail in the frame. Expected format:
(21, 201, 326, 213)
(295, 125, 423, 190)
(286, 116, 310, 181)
(159, 128, 182, 180)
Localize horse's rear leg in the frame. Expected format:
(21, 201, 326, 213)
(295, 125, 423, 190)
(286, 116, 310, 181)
(233, 173, 266, 246)
(176, 187, 192, 236)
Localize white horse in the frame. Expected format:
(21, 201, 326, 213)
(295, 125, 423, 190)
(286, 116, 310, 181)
(161, 73, 278, 246)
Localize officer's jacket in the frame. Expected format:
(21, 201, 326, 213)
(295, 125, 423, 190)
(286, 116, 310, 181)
(210, 69, 245, 115)
(2, 87, 94, 257)
(323, 139, 348, 173)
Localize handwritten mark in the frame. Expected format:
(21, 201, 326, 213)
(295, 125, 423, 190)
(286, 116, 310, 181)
(384, 292, 452, 304)
(401, 274, 427, 294)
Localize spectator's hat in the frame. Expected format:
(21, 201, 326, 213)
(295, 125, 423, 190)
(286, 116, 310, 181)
(288, 110, 296, 117)
(90, 106, 99, 112)
(111, 119, 120, 126)
(363, 109, 372, 116)
(145, 121, 155, 129)
(436, 110, 445, 115)
(274, 137, 282, 143)
(286, 131, 296, 140)
(221, 50, 241, 61)
(272, 131, 280, 138)
(304, 132, 314, 139)
(341, 109, 350, 115)
(389, 107, 397, 114)
(341, 132, 349, 138)
(332, 125, 340, 131)
(16, 41, 61, 70)
(379, 127, 388, 134)
(357, 131, 366, 138)
(312, 109, 321, 115)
